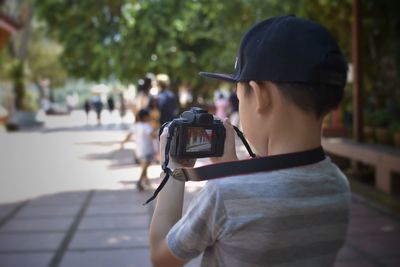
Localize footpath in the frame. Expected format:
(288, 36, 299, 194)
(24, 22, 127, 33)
(1, 181, 400, 267)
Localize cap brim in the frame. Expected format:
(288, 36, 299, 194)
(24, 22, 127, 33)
(199, 72, 238, 83)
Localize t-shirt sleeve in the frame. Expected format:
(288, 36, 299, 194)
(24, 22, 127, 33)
(166, 182, 226, 260)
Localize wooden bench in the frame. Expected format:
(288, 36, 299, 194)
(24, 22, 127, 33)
(322, 138, 400, 193)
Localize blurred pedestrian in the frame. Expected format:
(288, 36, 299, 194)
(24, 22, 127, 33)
(156, 73, 179, 125)
(133, 76, 152, 116)
(214, 92, 229, 119)
(92, 95, 103, 124)
(121, 109, 156, 191)
(107, 95, 115, 114)
(228, 89, 240, 127)
(178, 83, 193, 109)
(118, 91, 126, 120)
(83, 99, 91, 123)
(148, 97, 161, 163)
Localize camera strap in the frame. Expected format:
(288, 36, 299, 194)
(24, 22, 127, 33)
(143, 126, 325, 205)
(169, 146, 325, 182)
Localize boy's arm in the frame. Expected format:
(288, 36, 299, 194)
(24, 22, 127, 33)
(149, 129, 194, 267)
(149, 171, 187, 267)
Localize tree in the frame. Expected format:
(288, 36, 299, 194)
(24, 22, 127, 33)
(35, 0, 297, 93)
(27, 19, 67, 98)
(1, 0, 67, 111)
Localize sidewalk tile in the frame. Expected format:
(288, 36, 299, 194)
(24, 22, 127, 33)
(348, 234, 400, 257)
(382, 257, 400, 267)
(91, 190, 149, 204)
(60, 249, 151, 267)
(69, 229, 148, 249)
(1, 217, 74, 232)
(0, 232, 64, 251)
(78, 215, 148, 231)
(28, 191, 88, 206)
(334, 258, 376, 267)
(85, 204, 147, 216)
(335, 245, 362, 261)
(0, 203, 19, 220)
(15, 205, 80, 218)
(350, 203, 381, 217)
(0, 252, 52, 267)
(348, 216, 399, 235)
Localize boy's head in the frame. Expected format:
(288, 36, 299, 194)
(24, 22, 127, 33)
(199, 15, 347, 119)
(136, 108, 150, 122)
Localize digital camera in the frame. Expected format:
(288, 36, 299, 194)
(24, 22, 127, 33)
(160, 107, 226, 158)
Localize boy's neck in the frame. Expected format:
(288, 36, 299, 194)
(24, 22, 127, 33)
(259, 114, 322, 157)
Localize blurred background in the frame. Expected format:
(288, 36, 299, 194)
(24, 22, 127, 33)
(0, 0, 399, 266)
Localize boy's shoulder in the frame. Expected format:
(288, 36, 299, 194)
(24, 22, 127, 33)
(205, 158, 349, 199)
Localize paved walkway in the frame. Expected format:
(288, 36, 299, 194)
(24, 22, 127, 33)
(0, 186, 399, 267)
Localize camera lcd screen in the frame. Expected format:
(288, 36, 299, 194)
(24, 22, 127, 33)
(185, 127, 213, 153)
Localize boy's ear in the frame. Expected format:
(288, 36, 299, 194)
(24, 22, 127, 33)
(249, 81, 270, 114)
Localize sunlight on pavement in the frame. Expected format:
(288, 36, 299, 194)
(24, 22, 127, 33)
(0, 111, 158, 204)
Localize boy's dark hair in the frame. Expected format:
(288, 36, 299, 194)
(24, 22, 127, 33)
(136, 109, 150, 122)
(274, 82, 344, 118)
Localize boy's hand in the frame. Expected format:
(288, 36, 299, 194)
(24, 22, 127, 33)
(210, 118, 238, 164)
(159, 127, 196, 170)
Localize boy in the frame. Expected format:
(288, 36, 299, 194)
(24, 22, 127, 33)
(149, 15, 351, 266)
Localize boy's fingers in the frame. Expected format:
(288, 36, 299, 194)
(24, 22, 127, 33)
(209, 117, 238, 163)
(223, 118, 234, 137)
(159, 127, 168, 145)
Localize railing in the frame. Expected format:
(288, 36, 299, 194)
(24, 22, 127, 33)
(322, 137, 400, 194)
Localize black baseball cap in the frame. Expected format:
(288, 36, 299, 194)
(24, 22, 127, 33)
(199, 15, 347, 87)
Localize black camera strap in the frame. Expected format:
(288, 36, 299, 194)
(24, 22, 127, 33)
(144, 126, 325, 205)
(169, 146, 325, 182)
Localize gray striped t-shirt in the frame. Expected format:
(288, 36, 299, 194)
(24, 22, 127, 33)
(166, 157, 351, 266)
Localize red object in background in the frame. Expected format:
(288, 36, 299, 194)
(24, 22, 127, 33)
(0, 1, 21, 48)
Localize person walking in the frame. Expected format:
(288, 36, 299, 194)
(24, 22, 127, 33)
(107, 95, 115, 114)
(214, 92, 229, 119)
(228, 88, 240, 127)
(83, 99, 91, 123)
(156, 74, 179, 126)
(148, 97, 161, 163)
(133, 76, 152, 116)
(92, 95, 103, 125)
(121, 109, 156, 191)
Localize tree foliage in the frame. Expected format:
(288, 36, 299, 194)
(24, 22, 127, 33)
(361, 0, 400, 111)
(35, 0, 300, 90)
(34, 0, 399, 109)
(27, 20, 67, 87)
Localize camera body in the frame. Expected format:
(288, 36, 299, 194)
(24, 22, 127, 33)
(162, 107, 225, 158)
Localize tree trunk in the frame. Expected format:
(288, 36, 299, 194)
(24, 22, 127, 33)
(10, 1, 33, 111)
(13, 60, 25, 110)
